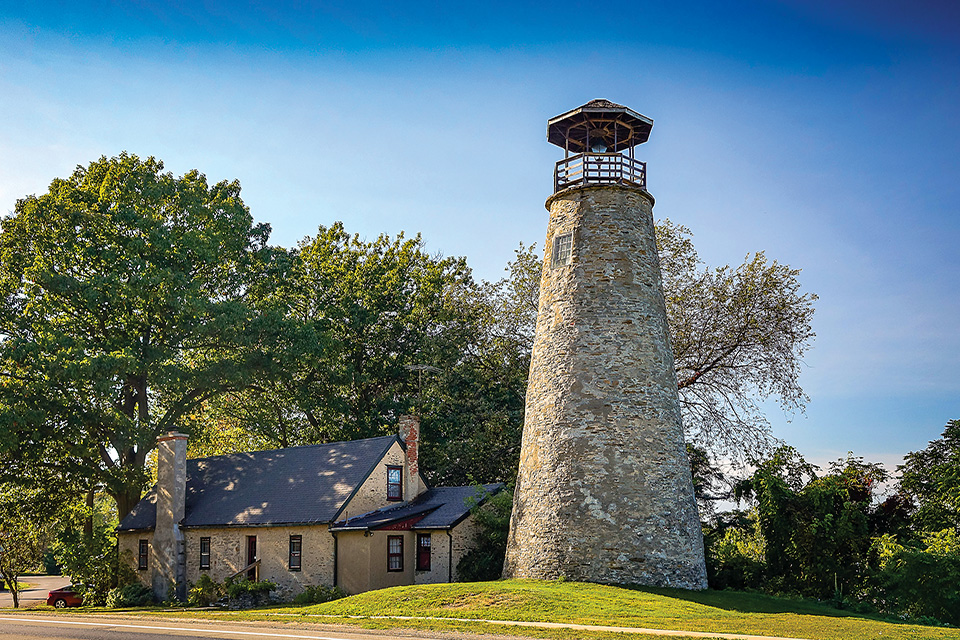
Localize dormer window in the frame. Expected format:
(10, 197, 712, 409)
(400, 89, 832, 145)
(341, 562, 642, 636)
(387, 465, 403, 501)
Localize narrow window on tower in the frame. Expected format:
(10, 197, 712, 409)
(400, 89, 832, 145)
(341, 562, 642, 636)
(386, 465, 403, 501)
(552, 233, 573, 268)
(199, 537, 211, 570)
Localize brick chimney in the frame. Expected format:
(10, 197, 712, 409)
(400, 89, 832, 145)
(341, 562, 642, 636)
(398, 415, 420, 500)
(152, 432, 187, 602)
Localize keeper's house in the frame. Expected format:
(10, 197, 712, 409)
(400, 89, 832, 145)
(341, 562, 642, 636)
(117, 417, 501, 599)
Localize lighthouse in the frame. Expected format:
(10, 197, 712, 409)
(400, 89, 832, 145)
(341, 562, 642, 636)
(503, 100, 707, 589)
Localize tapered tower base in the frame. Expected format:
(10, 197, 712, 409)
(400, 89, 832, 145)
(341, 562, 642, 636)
(503, 184, 707, 589)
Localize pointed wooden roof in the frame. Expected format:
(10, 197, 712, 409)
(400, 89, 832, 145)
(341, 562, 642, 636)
(547, 99, 653, 153)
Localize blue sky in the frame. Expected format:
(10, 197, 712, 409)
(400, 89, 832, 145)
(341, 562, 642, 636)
(1, 1, 957, 472)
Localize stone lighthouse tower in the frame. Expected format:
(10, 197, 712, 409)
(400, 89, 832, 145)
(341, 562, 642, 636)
(503, 99, 707, 589)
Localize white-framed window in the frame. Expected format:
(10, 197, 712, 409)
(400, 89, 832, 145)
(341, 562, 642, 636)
(387, 535, 403, 572)
(552, 233, 573, 268)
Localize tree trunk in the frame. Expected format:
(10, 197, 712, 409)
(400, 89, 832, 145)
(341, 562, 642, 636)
(1, 572, 19, 608)
(114, 488, 143, 523)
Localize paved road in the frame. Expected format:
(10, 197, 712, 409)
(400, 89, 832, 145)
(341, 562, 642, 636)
(0, 616, 457, 640)
(0, 575, 72, 609)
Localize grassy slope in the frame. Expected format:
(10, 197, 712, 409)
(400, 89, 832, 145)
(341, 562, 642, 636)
(294, 580, 957, 640)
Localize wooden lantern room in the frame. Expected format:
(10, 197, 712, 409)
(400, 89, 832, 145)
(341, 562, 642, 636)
(547, 99, 653, 193)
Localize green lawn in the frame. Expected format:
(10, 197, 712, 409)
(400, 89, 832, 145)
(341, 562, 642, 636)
(290, 580, 957, 640)
(23, 580, 959, 640)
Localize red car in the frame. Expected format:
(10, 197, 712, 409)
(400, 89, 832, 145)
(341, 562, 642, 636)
(46, 586, 83, 608)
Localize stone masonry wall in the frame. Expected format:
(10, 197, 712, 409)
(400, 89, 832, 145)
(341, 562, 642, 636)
(503, 184, 707, 589)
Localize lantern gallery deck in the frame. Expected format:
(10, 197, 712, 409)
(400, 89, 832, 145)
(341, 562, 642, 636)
(554, 152, 647, 191)
(546, 99, 653, 194)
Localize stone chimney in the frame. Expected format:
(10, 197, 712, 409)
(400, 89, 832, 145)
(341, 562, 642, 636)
(152, 432, 187, 602)
(398, 415, 420, 500)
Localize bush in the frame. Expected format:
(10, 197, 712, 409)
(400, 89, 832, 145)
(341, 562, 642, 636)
(456, 486, 512, 582)
(706, 522, 766, 591)
(105, 583, 153, 608)
(867, 530, 960, 626)
(292, 584, 347, 605)
(225, 577, 276, 599)
(187, 574, 223, 607)
(224, 577, 276, 609)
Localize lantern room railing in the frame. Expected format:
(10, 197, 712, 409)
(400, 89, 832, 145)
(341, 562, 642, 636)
(554, 153, 647, 192)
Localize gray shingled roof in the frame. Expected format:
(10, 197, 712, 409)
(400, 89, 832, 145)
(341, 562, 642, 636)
(118, 435, 398, 531)
(330, 483, 504, 531)
(583, 98, 626, 109)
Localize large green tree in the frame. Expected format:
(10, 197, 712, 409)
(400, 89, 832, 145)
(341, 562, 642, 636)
(897, 419, 960, 534)
(657, 219, 817, 459)
(448, 221, 817, 464)
(0, 153, 280, 519)
(421, 244, 539, 485)
(209, 222, 478, 447)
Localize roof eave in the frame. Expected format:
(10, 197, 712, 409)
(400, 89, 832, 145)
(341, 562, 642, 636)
(547, 105, 652, 129)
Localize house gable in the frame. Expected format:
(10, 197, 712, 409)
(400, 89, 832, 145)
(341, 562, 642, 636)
(334, 440, 428, 522)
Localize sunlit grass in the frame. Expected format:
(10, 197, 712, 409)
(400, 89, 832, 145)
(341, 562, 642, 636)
(16, 579, 958, 640)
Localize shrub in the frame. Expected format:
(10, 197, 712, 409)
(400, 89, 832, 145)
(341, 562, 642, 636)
(456, 486, 513, 582)
(868, 530, 960, 626)
(225, 577, 276, 599)
(187, 574, 223, 607)
(292, 584, 347, 605)
(105, 583, 153, 608)
(223, 577, 276, 609)
(706, 519, 766, 591)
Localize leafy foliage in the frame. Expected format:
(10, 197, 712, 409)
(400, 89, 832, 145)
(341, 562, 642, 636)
(687, 443, 733, 519)
(704, 510, 766, 590)
(292, 583, 347, 605)
(213, 223, 476, 449)
(422, 245, 538, 485)
(868, 529, 960, 626)
(897, 420, 960, 535)
(106, 582, 153, 608)
(656, 219, 817, 460)
(52, 491, 134, 605)
(224, 577, 276, 609)
(456, 486, 513, 582)
(0, 483, 61, 607)
(735, 448, 886, 599)
(187, 573, 224, 607)
(0, 153, 279, 519)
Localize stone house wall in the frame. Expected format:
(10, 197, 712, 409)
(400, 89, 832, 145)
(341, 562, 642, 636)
(449, 514, 481, 582)
(119, 531, 153, 588)
(342, 441, 419, 518)
(182, 525, 335, 598)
